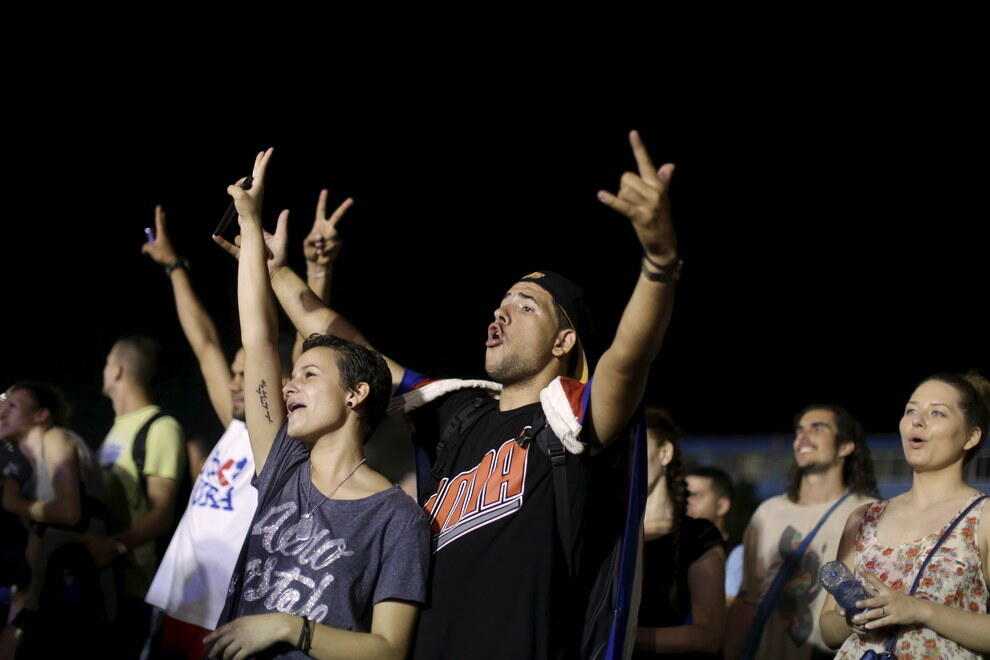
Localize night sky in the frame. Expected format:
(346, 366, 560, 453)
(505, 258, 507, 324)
(4, 83, 986, 448)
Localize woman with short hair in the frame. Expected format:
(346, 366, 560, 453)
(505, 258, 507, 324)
(205, 149, 429, 660)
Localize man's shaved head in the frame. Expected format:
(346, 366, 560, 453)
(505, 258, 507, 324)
(113, 335, 160, 388)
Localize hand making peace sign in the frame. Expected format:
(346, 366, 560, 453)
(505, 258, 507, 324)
(304, 189, 353, 270)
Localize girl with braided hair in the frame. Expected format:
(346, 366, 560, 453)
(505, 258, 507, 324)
(635, 408, 727, 658)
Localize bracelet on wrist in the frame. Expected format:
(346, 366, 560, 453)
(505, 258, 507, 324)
(163, 258, 189, 276)
(640, 254, 683, 283)
(306, 270, 328, 279)
(297, 617, 314, 654)
(296, 616, 307, 650)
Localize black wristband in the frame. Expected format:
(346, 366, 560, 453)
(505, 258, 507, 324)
(296, 616, 308, 650)
(641, 254, 682, 283)
(302, 618, 314, 654)
(164, 258, 189, 276)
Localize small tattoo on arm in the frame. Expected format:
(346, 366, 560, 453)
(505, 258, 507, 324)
(256, 380, 273, 423)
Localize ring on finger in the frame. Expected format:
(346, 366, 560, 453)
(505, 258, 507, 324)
(879, 606, 885, 617)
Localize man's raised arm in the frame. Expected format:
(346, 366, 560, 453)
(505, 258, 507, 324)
(231, 148, 286, 474)
(267, 264, 406, 389)
(142, 205, 235, 426)
(587, 130, 680, 449)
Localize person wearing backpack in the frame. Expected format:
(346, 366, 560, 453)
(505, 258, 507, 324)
(237, 130, 680, 659)
(93, 334, 186, 657)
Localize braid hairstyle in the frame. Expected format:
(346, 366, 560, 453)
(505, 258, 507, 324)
(646, 408, 688, 604)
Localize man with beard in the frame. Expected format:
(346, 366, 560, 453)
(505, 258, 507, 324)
(236, 131, 680, 658)
(724, 405, 879, 660)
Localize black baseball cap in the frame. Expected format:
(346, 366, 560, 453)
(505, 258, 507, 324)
(518, 270, 593, 383)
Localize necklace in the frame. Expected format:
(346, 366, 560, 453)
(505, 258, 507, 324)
(296, 456, 367, 542)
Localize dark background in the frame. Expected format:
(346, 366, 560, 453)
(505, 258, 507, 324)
(3, 77, 986, 449)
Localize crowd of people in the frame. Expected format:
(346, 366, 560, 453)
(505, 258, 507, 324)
(1, 134, 988, 659)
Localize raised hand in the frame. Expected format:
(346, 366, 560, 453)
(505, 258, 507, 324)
(213, 210, 289, 272)
(227, 148, 273, 227)
(304, 189, 353, 269)
(141, 205, 179, 265)
(597, 130, 678, 264)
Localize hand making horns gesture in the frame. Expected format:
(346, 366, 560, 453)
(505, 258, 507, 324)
(597, 130, 678, 265)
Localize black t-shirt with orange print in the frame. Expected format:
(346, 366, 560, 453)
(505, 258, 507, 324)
(409, 387, 607, 660)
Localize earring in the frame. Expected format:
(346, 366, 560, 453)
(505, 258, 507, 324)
(659, 465, 667, 477)
(346, 401, 353, 408)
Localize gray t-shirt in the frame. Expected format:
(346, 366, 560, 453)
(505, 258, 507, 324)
(229, 425, 429, 638)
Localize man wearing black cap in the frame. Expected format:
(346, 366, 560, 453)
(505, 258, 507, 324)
(263, 130, 679, 659)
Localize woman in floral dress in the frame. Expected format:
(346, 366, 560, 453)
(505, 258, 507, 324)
(820, 372, 990, 658)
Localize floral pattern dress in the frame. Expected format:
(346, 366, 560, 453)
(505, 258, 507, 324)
(835, 493, 988, 659)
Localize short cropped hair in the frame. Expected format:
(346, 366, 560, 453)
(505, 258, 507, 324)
(114, 335, 161, 389)
(687, 466, 734, 505)
(301, 334, 392, 437)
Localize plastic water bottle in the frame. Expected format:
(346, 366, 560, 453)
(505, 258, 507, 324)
(819, 560, 867, 616)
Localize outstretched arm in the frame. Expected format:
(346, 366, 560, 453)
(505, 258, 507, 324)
(142, 205, 235, 426)
(231, 148, 286, 474)
(269, 265, 406, 387)
(587, 131, 680, 449)
(292, 190, 353, 362)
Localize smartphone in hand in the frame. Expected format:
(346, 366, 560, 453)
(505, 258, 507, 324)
(213, 176, 254, 238)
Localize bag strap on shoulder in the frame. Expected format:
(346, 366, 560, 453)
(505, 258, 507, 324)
(431, 397, 488, 484)
(132, 411, 169, 498)
(740, 490, 854, 660)
(880, 494, 989, 657)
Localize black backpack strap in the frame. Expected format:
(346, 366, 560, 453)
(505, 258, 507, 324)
(530, 408, 574, 579)
(431, 397, 488, 484)
(132, 411, 169, 499)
